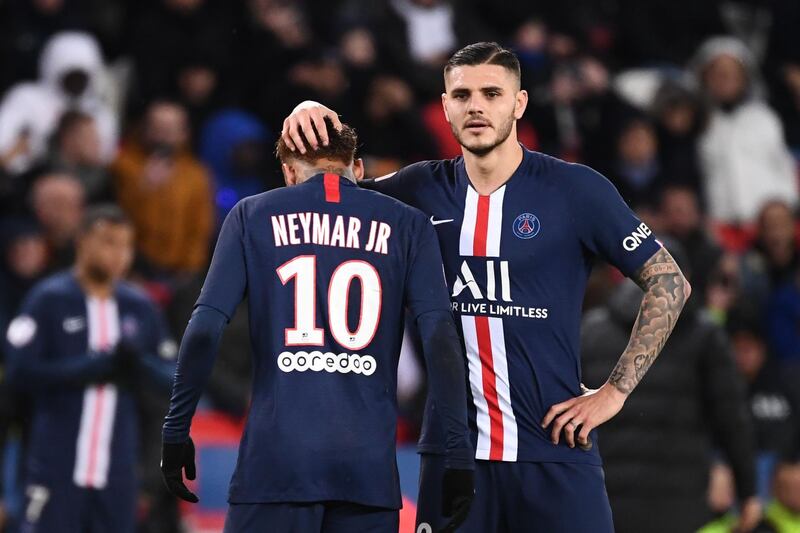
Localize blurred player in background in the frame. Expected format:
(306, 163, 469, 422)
(161, 119, 474, 532)
(5, 205, 176, 533)
(282, 42, 692, 532)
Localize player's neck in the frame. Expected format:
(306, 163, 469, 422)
(462, 136, 523, 196)
(74, 264, 115, 299)
(298, 166, 356, 184)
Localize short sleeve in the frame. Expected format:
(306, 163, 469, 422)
(566, 165, 661, 277)
(195, 202, 247, 319)
(404, 215, 451, 319)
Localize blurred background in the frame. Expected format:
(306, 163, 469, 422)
(0, 0, 799, 532)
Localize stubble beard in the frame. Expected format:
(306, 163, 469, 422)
(451, 113, 516, 157)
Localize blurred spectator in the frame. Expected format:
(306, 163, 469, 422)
(286, 57, 351, 124)
(615, 0, 725, 68)
(739, 201, 799, 313)
(374, 0, 492, 97)
(339, 26, 380, 113)
(766, 276, 800, 369)
(528, 55, 623, 164)
(0, 31, 118, 176)
(512, 19, 551, 93)
(236, 0, 319, 132)
(0, 218, 48, 333)
(660, 185, 723, 306)
(358, 75, 437, 175)
(764, 0, 800, 153)
(0, 0, 88, 95)
(30, 170, 85, 271)
(762, 453, 800, 532)
(608, 116, 666, 211)
(650, 80, 706, 199)
(112, 100, 213, 279)
(538, 1, 616, 61)
(694, 37, 798, 224)
(581, 257, 759, 532)
(705, 252, 742, 322)
(167, 278, 252, 418)
(199, 109, 276, 223)
(174, 54, 226, 146)
(127, 0, 234, 113)
(33, 110, 110, 203)
(730, 308, 798, 499)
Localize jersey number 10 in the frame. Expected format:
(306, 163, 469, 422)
(277, 255, 382, 351)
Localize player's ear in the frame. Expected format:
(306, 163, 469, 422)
(352, 158, 365, 181)
(281, 163, 298, 186)
(441, 92, 451, 123)
(514, 89, 528, 120)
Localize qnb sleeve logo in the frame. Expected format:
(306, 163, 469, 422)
(622, 222, 652, 251)
(277, 351, 377, 376)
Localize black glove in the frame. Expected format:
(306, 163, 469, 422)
(161, 438, 199, 503)
(440, 467, 474, 532)
(108, 341, 140, 387)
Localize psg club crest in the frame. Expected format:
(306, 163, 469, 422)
(512, 213, 540, 239)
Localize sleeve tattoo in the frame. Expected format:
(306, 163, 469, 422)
(607, 247, 691, 394)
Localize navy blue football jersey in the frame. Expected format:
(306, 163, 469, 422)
(366, 147, 662, 464)
(5, 272, 175, 489)
(176, 173, 464, 508)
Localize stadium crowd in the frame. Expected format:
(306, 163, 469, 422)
(0, 0, 799, 531)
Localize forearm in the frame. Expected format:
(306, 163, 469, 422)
(607, 247, 692, 395)
(7, 354, 113, 391)
(162, 305, 227, 443)
(417, 310, 474, 469)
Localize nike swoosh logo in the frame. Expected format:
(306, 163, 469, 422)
(430, 216, 454, 226)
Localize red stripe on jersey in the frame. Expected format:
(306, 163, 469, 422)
(324, 173, 341, 203)
(473, 195, 490, 257)
(86, 299, 110, 487)
(85, 385, 105, 487)
(475, 315, 504, 460)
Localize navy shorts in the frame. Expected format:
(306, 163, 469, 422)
(18, 477, 136, 533)
(416, 454, 614, 533)
(224, 501, 399, 533)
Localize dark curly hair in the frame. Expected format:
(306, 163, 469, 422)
(275, 117, 357, 166)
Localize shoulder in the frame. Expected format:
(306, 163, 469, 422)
(360, 186, 432, 227)
(27, 271, 77, 302)
(530, 153, 617, 206)
(179, 155, 211, 180)
(374, 158, 457, 186)
(543, 157, 610, 190)
(732, 101, 783, 130)
(15, 272, 76, 317)
(0, 82, 45, 108)
(112, 143, 145, 173)
(235, 188, 289, 215)
(115, 281, 156, 309)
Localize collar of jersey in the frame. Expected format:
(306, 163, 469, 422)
(306, 173, 357, 187)
(456, 143, 533, 196)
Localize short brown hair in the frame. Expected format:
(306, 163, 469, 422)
(275, 117, 358, 166)
(445, 42, 521, 83)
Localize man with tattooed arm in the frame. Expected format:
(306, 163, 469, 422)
(281, 42, 692, 533)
